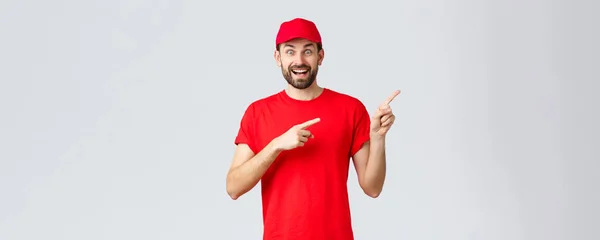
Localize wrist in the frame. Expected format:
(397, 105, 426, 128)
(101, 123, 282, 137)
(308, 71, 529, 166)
(370, 133, 386, 143)
(269, 137, 284, 153)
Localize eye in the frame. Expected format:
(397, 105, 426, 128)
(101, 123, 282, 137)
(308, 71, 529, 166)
(286, 50, 294, 55)
(304, 49, 312, 55)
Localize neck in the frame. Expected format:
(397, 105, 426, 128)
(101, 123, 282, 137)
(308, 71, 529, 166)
(285, 82, 324, 101)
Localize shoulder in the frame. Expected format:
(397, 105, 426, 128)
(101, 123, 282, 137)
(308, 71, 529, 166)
(242, 91, 282, 112)
(324, 89, 370, 129)
(325, 88, 367, 110)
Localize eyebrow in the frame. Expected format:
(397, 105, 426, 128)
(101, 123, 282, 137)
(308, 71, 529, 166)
(283, 43, 315, 49)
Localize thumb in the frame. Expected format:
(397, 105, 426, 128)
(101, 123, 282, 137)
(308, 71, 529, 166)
(373, 107, 391, 119)
(371, 113, 382, 124)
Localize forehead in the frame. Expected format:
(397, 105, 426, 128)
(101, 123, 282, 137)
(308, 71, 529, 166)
(281, 38, 317, 49)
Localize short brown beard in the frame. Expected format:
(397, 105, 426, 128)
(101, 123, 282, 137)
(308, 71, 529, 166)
(281, 64, 319, 89)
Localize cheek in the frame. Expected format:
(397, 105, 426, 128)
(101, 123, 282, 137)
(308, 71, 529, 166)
(280, 58, 292, 67)
(312, 60, 320, 69)
(312, 56, 321, 65)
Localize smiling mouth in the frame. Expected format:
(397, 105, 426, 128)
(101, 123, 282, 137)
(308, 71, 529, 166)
(291, 69, 308, 75)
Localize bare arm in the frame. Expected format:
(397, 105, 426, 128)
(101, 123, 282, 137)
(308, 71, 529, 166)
(226, 117, 320, 200)
(352, 135, 387, 198)
(352, 90, 399, 198)
(226, 141, 282, 200)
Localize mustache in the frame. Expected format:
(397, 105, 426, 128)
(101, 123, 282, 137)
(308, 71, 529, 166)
(289, 64, 310, 70)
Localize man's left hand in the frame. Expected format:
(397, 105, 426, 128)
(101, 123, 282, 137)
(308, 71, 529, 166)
(370, 90, 401, 138)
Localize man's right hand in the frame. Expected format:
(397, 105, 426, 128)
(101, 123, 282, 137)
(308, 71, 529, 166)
(274, 118, 321, 151)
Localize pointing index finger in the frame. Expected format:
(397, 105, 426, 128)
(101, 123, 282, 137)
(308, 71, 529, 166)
(384, 90, 401, 105)
(298, 117, 321, 129)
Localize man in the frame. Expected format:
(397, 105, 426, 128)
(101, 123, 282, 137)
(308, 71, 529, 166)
(225, 17, 400, 240)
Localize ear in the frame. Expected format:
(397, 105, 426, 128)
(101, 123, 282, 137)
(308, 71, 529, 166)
(274, 50, 281, 67)
(317, 49, 325, 66)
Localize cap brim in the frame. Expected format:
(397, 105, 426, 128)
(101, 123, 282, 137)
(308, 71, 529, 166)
(276, 36, 321, 46)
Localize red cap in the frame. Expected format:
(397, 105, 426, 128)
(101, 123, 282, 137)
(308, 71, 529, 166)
(275, 18, 322, 48)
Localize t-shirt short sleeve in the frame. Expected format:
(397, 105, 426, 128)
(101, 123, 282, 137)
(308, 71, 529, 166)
(350, 100, 371, 157)
(234, 103, 258, 154)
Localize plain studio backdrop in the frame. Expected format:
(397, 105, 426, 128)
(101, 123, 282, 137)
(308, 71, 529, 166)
(1, 0, 598, 239)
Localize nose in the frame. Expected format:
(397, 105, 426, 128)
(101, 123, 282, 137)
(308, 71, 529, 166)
(292, 52, 305, 65)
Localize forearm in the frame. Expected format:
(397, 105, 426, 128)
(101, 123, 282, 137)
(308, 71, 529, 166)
(226, 140, 282, 199)
(363, 136, 387, 197)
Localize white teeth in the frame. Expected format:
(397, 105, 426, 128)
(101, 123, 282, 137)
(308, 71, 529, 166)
(293, 69, 307, 73)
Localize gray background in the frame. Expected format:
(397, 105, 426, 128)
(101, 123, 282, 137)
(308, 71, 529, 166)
(1, 0, 598, 239)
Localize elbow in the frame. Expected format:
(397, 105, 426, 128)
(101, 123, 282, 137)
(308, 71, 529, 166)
(367, 191, 381, 198)
(360, 181, 383, 198)
(226, 178, 241, 200)
(226, 174, 253, 200)
(364, 189, 382, 198)
(226, 186, 241, 200)
(228, 192, 240, 200)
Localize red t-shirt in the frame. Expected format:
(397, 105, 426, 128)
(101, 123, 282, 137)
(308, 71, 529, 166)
(234, 88, 371, 240)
